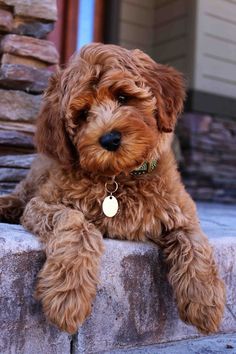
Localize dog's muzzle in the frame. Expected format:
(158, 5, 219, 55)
(99, 130, 121, 151)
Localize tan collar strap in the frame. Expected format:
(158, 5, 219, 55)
(130, 160, 158, 176)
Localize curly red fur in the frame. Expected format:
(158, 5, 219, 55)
(0, 43, 225, 334)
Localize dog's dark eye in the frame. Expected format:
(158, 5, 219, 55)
(73, 108, 89, 124)
(117, 93, 130, 105)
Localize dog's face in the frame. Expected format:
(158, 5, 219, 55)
(36, 43, 185, 176)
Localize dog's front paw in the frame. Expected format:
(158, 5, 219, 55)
(35, 260, 93, 334)
(177, 277, 225, 334)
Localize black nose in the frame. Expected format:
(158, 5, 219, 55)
(99, 131, 121, 151)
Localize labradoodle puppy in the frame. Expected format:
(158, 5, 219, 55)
(0, 43, 225, 334)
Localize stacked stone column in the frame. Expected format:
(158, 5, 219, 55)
(0, 0, 58, 194)
(177, 114, 236, 203)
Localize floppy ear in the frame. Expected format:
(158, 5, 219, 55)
(132, 49, 186, 132)
(36, 71, 76, 168)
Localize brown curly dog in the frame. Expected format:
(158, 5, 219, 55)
(0, 43, 225, 334)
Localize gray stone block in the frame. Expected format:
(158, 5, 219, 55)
(106, 333, 236, 354)
(0, 0, 57, 21)
(0, 223, 70, 354)
(0, 203, 236, 353)
(0, 64, 51, 93)
(75, 203, 236, 353)
(0, 89, 41, 122)
(75, 239, 236, 353)
(1, 34, 59, 64)
(13, 19, 55, 39)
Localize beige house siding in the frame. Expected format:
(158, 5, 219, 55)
(153, 0, 189, 74)
(119, 0, 189, 73)
(119, 0, 236, 100)
(119, 0, 155, 55)
(193, 0, 236, 98)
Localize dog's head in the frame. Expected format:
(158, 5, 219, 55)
(36, 43, 185, 176)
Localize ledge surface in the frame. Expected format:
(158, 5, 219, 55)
(107, 333, 236, 354)
(0, 202, 236, 354)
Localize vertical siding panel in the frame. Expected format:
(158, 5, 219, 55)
(194, 0, 236, 97)
(119, 0, 236, 99)
(119, 0, 155, 55)
(153, 0, 190, 81)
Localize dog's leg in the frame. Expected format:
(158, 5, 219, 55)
(0, 194, 25, 223)
(158, 226, 225, 334)
(21, 196, 104, 334)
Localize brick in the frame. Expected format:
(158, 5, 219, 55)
(0, 89, 41, 122)
(13, 17, 54, 39)
(0, 182, 16, 195)
(1, 53, 48, 69)
(0, 0, 57, 21)
(0, 129, 34, 149)
(0, 153, 36, 168)
(1, 34, 59, 64)
(0, 167, 28, 181)
(0, 120, 35, 133)
(177, 113, 236, 203)
(0, 63, 51, 92)
(0, 8, 13, 32)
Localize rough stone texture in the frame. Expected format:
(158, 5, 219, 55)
(0, 223, 70, 354)
(76, 240, 197, 353)
(12, 17, 54, 39)
(0, 8, 13, 32)
(0, 0, 57, 195)
(0, 154, 34, 193)
(0, 129, 34, 152)
(0, 182, 17, 194)
(0, 63, 51, 92)
(0, 121, 35, 184)
(177, 113, 236, 203)
(0, 0, 57, 21)
(0, 203, 235, 353)
(0, 166, 28, 181)
(197, 202, 236, 239)
(0, 153, 36, 168)
(1, 34, 59, 64)
(75, 238, 236, 353)
(107, 333, 236, 353)
(1, 53, 48, 68)
(0, 89, 41, 122)
(0, 120, 35, 133)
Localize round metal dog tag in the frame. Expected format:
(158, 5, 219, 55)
(102, 195, 119, 217)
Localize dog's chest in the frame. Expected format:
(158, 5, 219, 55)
(67, 178, 172, 241)
(98, 192, 163, 241)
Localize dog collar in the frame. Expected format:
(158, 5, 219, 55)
(130, 160, 158, 176)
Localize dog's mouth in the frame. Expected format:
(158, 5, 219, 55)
(79, 147, 150, 177)
(78, 135, 157, 177)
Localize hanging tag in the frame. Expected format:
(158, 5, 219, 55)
(102, 181, 119, 217)
(102, 195, 119, 217)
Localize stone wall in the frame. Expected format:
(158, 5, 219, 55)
(0, 0, 58, 195)
(177, 113, 236, 203)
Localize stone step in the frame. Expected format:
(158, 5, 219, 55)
(106, 333, 236, 354)
(0, 202, 236, 354)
